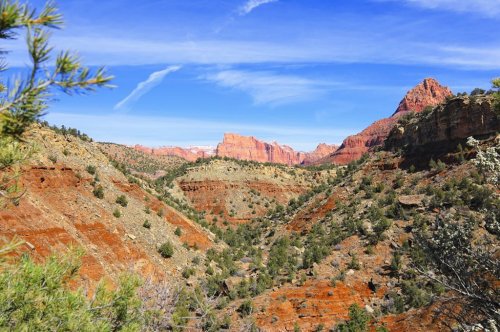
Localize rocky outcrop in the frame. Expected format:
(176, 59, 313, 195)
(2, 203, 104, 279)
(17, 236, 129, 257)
(134, 145, 214, 162)
(216, 133, 338, 165)
(322, 78, 453, 165)
(393, 78, 453, 115)
(136, 134, 337, 166)
(302, 143, 339, 165)
(216, 133, 299, 165)
(385, 95, 499, 151)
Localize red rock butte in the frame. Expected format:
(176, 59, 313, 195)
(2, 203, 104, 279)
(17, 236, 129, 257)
(322, 78, 453, 165)
(135, 134, 338, 166)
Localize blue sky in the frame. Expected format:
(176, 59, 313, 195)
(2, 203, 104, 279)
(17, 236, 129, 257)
(7, 0, 500, 150)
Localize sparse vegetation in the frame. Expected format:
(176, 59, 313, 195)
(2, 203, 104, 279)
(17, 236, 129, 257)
(116, 194, 129, 207)
(158, 242, 174, 258)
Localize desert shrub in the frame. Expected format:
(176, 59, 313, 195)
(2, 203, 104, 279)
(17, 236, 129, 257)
(401, 281, 430, 308)
(174, 227, 182, 237)
(390, 251, 402, 273)
(467, 137, 500, 185)
(158, 242, 174, 258)
(143, 220, 151, 229)
(414, 217, 499, 325)
(347, 253, 361, 270)
(116, 194, 128, 207)
(182, 268, 195, 279)
(237, 299, 253, 317)
(113, 208, 121, 218)
(335, 303, 369, 332)
(93, 185, 104, 199)
(86, 165, 97, 175)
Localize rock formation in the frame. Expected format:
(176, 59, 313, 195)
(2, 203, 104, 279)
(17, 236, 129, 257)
(322, 78, 453, 165)
(302, 143, 340, 165)
(135, 134, 338, 166)
(385, 95, 498, 151)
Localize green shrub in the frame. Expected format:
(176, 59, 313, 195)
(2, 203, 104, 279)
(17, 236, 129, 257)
(113, 209, 121, 218)
(116, 194, 128, 207)
(0, 244, 141, 331)
(336, 303, 369, 332)
(347, 253, 361, 270)
(238, 299, 254, 317)
(174, 227, 182, 237)
(158, 242, 174, 258)
(86, 165, 96, 175)
(93, 185, 104, 199)
(181, 267, 195, 279)
(143, 220, 151, 229)
(390, 251, 402, 273)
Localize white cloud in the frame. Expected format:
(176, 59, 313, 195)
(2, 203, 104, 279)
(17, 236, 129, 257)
(396, 0, 500, 17)
(114, 66, 181, 110)
(202, 70, 334, 106)
(239, 0, 278, 15)
(5, 30, 500, 70)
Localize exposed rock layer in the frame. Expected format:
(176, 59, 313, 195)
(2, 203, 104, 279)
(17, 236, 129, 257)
(385, 95, 499, 151)
(135, 134, 338, 166)
(321, 78, 453, 165)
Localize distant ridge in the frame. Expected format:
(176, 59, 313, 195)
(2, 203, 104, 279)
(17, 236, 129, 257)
(134, 134, 338, 166)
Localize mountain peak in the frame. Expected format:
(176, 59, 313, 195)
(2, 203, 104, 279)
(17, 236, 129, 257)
(393, 77, 453, 115)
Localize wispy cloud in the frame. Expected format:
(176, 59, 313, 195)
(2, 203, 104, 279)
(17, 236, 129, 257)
(114, 65, 181, 111)
(387, 0, 500, 17)
(202, 70, 334, 106)
(239, 0, 278, 15)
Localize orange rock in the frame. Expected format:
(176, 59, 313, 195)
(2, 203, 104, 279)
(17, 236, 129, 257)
(323, 78, 453, 165)
(135, 135, 337, 166)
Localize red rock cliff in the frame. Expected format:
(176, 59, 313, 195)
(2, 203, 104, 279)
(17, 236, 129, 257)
(215, 134, 338, 165)
(134, 136, 337, 166)
(216, 133, 300, 165)
(323, 78, 453, 165)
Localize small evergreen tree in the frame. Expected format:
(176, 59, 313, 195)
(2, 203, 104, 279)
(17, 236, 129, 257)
(158, 241, 174, 258)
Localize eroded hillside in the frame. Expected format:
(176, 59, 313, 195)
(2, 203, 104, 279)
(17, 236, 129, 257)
(0, 125, 219, 291)
(160, 158, 335, 225)
(99, 142, 186, 180)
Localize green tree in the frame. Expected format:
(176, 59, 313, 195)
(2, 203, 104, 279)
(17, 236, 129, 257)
(0, 0, 112, 204)
(0, 0, 112, 139)
(492, 78, 500, 114)
(158, 241, 174, 258)
(336, 303, 370, 332)
(0, 241, 142, 331)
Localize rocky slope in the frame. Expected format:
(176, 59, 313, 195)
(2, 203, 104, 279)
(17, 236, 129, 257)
(322, 78, 453, 165)
(134, 133, 338, 166)
(164, 158, 334, 225)
(218, 95, 498, 331)
(99, 142, 186, 179)
(0, 125, 218, 290)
